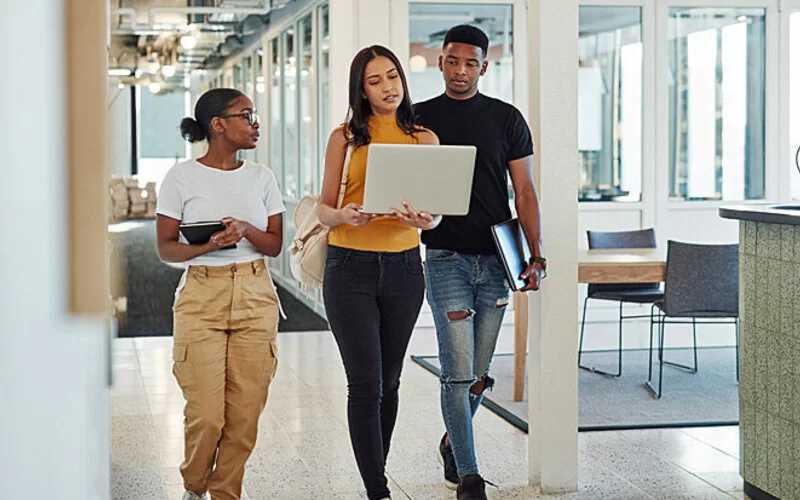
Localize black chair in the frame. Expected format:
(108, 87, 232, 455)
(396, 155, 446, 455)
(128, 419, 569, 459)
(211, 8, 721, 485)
(579, 228, 664, 377)
(645, 240, 739, 399)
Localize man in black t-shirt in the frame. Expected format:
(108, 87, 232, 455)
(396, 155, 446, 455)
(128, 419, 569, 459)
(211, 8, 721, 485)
(414, 25, 545, 500)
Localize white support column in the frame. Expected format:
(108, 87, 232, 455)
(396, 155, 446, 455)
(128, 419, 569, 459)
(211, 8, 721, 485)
(329, 0, 357, 125)
(329, 0, 397, 125)
(527, 0, 579, 493)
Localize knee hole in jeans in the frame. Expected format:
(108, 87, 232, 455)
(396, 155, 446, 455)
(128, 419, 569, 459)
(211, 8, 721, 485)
(446, 309, 475, 321)
(469, 374, 495, 395)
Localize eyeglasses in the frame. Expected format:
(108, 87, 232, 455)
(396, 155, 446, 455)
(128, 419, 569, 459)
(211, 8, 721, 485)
(219, 111, 260, 126)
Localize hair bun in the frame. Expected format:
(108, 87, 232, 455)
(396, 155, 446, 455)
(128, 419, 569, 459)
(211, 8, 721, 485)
(180, 117, 206, 143)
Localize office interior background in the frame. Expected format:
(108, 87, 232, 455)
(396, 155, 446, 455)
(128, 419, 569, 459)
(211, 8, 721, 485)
(3, 0, 800, 498)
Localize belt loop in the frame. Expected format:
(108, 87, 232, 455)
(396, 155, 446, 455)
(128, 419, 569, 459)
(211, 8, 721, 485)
(252, 260, 258, 274)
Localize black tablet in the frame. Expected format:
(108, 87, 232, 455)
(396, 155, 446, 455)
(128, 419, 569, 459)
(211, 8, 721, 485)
(490, 218, 531, 291)
(179, 221, 236, 249)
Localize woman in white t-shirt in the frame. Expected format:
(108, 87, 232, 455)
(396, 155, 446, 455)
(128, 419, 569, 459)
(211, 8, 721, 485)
(155, 88, 285, 500)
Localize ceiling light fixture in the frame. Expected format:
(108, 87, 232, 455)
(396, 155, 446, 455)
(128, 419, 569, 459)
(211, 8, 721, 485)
(161, 64, 176, 78)
(108, 68, 132, 77)
(180, 34, 197, 50)
(409, 54, 427, 73)
(148, 82, 162, 94)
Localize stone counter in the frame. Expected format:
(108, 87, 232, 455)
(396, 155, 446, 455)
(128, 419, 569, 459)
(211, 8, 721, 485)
(720, 205, 800, 500)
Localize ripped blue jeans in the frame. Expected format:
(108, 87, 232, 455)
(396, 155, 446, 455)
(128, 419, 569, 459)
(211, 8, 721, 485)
(424, 248, 510, 478)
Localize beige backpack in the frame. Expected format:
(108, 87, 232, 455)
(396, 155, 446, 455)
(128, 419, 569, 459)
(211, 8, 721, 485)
(289, 145, 352, 289)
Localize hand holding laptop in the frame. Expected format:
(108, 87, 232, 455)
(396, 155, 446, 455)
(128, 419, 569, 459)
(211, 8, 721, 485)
(388, 201, 437, 230)
(341, 203, 376, 227)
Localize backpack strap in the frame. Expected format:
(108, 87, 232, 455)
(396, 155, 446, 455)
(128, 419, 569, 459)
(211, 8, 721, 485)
(336, 136, 353, 209)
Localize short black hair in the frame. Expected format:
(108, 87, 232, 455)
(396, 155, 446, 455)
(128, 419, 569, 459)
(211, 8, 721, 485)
(442, 25, 489, 57)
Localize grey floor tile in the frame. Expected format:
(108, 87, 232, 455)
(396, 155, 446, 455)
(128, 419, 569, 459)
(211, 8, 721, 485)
(110, 336, 748, 500)
(111, 465, 167, 500)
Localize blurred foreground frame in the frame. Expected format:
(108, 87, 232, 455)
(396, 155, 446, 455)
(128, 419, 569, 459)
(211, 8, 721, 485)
(68, 0, 110, 315)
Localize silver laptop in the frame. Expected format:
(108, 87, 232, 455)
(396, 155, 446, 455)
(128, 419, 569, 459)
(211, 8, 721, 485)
(361, 143, 477, 215)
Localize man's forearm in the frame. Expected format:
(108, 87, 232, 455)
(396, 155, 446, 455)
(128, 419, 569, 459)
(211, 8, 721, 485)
(516, 190, 543, 257)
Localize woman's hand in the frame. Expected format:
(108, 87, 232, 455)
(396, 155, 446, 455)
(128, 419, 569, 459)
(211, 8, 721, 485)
(340, 203, 374, 227)
(390, 201, 438, 229)
(208, 217, 250, 248)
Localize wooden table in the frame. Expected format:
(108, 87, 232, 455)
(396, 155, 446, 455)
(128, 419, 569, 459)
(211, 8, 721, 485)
(511, 248, 666, 401)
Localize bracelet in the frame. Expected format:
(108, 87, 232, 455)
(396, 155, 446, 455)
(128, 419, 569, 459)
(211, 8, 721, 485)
(529, 255, 546, 267)
(529, 255, 547, 269)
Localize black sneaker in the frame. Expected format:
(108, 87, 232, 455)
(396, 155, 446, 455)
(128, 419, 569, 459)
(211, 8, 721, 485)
(456, 474, 488, 500)
(438, 433, 459, 490)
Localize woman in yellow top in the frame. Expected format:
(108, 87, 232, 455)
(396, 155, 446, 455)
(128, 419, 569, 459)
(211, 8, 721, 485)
(318, 45, 439, 500)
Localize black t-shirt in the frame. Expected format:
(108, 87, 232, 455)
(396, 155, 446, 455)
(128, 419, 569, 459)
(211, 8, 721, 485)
(414, 93, 534, 255)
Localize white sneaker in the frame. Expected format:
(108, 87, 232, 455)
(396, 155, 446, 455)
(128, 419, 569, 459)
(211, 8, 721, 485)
(182, 492, 208, 500)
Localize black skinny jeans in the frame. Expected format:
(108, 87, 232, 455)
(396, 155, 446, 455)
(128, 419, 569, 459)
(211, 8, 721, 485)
(323, 245, 425, 500)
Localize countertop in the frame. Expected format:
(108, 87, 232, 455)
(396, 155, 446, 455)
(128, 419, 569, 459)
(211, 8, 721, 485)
(719, 203, 800, 226)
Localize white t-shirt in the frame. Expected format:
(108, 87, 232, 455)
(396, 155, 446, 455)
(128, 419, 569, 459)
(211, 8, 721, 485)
(157, 159, 286, 267)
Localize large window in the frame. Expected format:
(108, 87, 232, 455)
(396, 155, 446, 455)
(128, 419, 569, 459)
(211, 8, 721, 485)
(269, 38, 282, 185)
(240, 56, 255, 161)
(283, 27, 298, 198)
(668, 8, 766, 201)
(254, 47, 266, 164)
(299, 14, 314, 196)
(317, 2, 330, 190)
(408, 3, 514, 103)
(138, 87, 189, 188)
(578, 7, 642, 202)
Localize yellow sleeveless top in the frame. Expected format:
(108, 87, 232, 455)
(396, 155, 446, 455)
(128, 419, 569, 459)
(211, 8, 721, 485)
(328, 116, 421, 252)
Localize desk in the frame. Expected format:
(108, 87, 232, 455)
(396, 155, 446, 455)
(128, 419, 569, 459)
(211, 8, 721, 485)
(511, 248, 666, 401)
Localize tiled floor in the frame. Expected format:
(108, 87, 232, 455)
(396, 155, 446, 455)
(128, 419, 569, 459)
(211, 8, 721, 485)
(111, 322, 745, 499)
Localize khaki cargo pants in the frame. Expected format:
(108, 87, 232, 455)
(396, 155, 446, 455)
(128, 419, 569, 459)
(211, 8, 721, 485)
(172, 259, 279, 500)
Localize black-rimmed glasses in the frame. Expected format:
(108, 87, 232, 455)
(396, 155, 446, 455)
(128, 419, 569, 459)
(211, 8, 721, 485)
(220, 111, 260, 126)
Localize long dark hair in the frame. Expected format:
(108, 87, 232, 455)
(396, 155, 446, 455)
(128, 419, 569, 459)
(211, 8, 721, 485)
(345, 45, 420, 147)
(179, 88, 244, 143)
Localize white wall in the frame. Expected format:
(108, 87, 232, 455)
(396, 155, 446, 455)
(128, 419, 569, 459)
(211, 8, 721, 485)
(107, 83, 132, 178)
(0, 2, 111, 498)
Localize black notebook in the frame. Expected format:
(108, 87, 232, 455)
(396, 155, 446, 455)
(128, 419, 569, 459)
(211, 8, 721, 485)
(490, 218, 531, 291)
(179, 221, 236, 249)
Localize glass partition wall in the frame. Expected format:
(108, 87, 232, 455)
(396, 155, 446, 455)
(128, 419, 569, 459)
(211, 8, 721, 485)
(576, 3, 769, 207)
(407, 3, 515, 104)
(578, 6, 643, 202)
(194, 1, 330, 311)
(667, 8, 766, 201)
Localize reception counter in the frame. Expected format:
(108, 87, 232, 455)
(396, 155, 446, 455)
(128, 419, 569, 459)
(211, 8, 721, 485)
(719, 205, 800, 500)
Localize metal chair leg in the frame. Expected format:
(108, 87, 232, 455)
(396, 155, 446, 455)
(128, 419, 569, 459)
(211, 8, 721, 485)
(645, 314, 666, 399)
(658, 316, 665, 397)
(692, 318, 698, 371)
(647, 305, 656, 380)
(735, 318, 740, 382)
(578, 297, 622, 377)
(578, 296, 589, 367)
(616, 301, 623, 377)
(662, 316, 699, 373)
